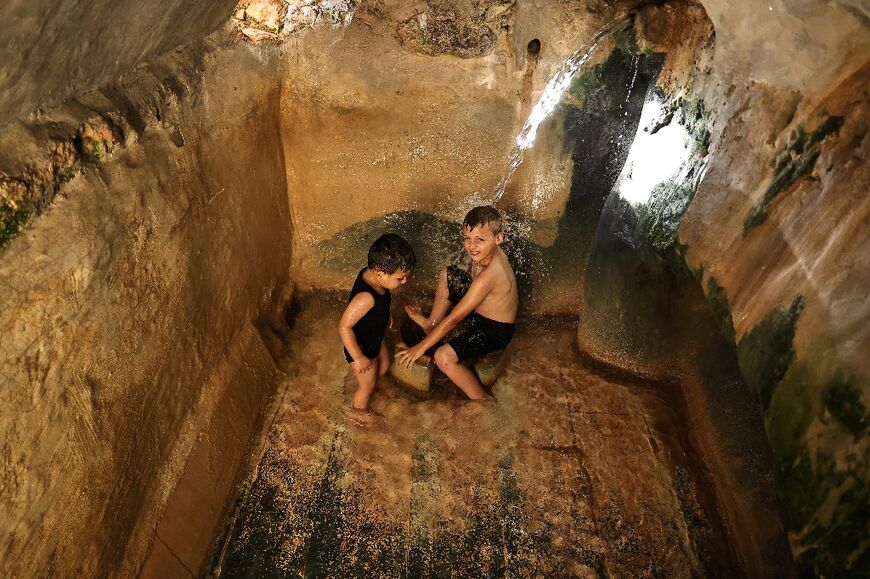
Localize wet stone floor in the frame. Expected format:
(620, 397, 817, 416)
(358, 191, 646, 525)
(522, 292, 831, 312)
(214, 292, 739, 578)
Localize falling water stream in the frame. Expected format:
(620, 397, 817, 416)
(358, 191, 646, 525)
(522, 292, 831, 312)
(492, 14, 635, 203)
(623, 55, 640, 114)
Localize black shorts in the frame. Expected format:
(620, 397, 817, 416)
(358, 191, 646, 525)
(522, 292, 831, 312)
(445, 266, 514, 361)
(448, 313, 515, 362)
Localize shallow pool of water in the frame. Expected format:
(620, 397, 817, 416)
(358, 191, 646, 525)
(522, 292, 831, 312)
(212, 291, 740, 577)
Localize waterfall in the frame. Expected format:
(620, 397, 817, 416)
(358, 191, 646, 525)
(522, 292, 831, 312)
(493, 14, 635, 203)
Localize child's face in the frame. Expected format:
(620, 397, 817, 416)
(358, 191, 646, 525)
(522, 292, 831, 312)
(377, 269, 411, 290)
(463, 223, 503, 263)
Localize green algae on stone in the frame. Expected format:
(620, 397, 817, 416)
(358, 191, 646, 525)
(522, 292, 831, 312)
(304, 434, 348, 577)
(639, 177, 699, 251)
(737, 296, 804, 410)
(763, 359, 869, 576)
(635, 97, 711, 254)
(0, 203, 31, 248)
(1, 121, 112, 251)
(74, 121, 120, 164)
(667, 239, 704, 283)
(777, 445, 842, 533)
(794, 482, 870, 578)
(765, 371, 818, 462)
(824, 379, 868, 440)
(705, 276, 736, 345)
(776, 440, 869, 578)
(568, 65, 602, 104)
(743, 115, 844, 236)
(656, 238, 696, 282)
(567, 48, 661, 117)
(614, 24, 641, 56)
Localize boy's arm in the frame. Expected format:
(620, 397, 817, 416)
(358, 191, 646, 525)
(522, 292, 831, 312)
(397, 274, 492, 366)
(338, 292, 376, 372)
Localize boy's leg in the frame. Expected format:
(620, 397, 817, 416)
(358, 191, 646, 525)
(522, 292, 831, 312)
(351, 360, 379, 410)
(377, 342, 390, 377)
(428, 268, 452, 326)
(434, 344, 486, 400)
(407, 269, 452, 332)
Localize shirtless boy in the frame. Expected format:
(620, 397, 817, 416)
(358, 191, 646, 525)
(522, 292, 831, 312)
(396, 206, 518, 400)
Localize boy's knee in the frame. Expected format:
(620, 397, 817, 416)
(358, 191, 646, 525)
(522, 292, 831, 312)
(434, 346, 457, 370)
(354, 366, 377, 387)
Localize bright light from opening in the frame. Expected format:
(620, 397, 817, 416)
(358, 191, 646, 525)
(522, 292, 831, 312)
(617, 96, 693, 205)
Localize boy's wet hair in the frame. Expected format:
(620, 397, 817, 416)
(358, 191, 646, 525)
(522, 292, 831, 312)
(463, 205, 502, 234)
(368, 233, 417, 274)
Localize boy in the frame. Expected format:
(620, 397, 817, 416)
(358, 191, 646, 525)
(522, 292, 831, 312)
(339, 233, 416, 417)
(396, 206, 517, 400)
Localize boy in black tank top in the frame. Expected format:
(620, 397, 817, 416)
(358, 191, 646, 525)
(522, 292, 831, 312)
(339, 234, 416, 419)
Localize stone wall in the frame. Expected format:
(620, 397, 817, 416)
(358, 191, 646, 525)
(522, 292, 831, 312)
(0, 31, 293, 578)
(682, 54, 869, 579)
(276, 0, 640, 289)
(270, 3, 869, 567)
(0, 0, 866, 575)
(595, 1, 870, 575)
(0, 0, 238, 126)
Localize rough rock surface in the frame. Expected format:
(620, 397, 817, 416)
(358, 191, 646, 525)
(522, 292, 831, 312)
(1, 0, 867, 576)
(584, 1, 870, 574)
(0, 31, 293, 577)
(394, 0, 512, 58)
(278, 0, 640, 289)
(681, 61, 870, 577)
(0, 0, 239, 126)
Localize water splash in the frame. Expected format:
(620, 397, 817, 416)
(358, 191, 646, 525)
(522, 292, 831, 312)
(623, 55, 639, 115)
(493, 14, 635, 203)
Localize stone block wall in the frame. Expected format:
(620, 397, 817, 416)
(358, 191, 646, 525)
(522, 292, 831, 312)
(0, 33, 293, 577)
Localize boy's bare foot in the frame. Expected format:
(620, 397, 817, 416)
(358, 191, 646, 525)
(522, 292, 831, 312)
(347, 407, 384, 428)
(405, 305, 433, 333)
(451, 397, 496, 422)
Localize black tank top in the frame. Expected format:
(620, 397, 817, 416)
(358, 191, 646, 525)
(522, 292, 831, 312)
(345, 269, 391, 360)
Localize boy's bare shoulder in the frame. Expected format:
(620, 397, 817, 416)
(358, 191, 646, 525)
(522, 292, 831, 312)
(476, 254, 512, 289)
(492, 250, 515, 279)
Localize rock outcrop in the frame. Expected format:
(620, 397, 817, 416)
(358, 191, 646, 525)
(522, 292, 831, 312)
(0, 0, 239, 126)
(0, 30, 293, 578)
(584, 1, 870, 575)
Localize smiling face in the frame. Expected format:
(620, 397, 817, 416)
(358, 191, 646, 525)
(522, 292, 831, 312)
(463, 223, 503, 264)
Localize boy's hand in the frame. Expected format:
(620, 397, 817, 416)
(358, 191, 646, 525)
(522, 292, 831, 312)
(396, 345, 424, 368)
(353, 358, 374, 374)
